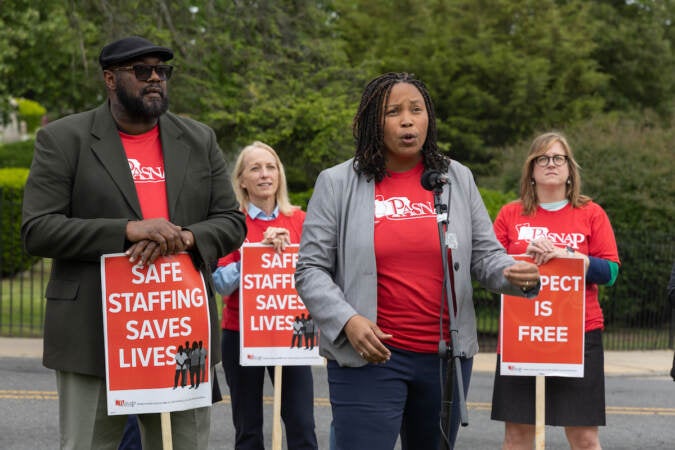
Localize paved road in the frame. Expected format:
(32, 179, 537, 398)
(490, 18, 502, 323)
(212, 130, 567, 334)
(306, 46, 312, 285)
(2, 352, 674, 449)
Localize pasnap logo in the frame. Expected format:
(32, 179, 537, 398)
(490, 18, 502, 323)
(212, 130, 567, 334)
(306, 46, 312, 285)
(128, 158, 165, 183)
(374, 195, 435, 221)
(516, 224, 585, 248)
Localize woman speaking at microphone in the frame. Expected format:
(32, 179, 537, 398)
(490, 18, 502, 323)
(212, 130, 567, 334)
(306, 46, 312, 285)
(295, 72, 541, 450)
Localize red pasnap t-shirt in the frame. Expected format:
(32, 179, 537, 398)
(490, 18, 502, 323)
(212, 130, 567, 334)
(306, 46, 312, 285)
(374, 162, 448, 353)
(218, 209, 306, 331)
(493, 201, 620, 331)
(120, 126, 169, 220)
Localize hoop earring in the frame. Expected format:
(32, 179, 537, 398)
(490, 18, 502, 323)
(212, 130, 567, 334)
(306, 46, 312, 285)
(567, 178, 571, 185)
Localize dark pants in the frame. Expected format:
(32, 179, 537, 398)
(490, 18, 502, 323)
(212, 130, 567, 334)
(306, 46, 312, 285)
(327, 346, 472, 450)
(174, 368, 188, 388)
(291, 333, 302, 348)
(304, 332, 315, 349)
(190, 366, 200, 388)
(118, 415, 142, 450)
(222, 329, 318, 450)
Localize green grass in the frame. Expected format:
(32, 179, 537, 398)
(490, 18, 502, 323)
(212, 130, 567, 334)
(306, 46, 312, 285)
(0, 259, 49, 337)
(603, 327, 672, 351)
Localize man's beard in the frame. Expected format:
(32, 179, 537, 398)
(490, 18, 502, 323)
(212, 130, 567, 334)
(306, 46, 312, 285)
(116, 84, 169, 120)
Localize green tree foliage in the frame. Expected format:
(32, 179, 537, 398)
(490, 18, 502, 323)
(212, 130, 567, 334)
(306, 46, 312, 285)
(332, 0, 609, 174)
(0, 139, 35, 168)
(149, 1, 361, 190)
(16, 98, 46, 132)
(0, 3, 671, 216)
(56, 0, 362, 190)
(589, 0, 675, 116)
(479, 187, 518, 221)
(3, 0, 673, 182)
(0, 168, 39, 276)
(0, 1, 103, 120)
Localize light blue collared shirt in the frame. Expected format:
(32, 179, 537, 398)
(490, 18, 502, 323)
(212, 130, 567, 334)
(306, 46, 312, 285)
(247, 203, 279, 221)
(212, 204, 279, 296)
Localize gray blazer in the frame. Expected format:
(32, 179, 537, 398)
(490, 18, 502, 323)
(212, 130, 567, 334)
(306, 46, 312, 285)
(295, 158, 533, 367)
(22, 102, 246, 378)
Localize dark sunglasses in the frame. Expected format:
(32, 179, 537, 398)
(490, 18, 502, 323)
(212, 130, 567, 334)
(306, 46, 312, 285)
(112, 64, 174, 81)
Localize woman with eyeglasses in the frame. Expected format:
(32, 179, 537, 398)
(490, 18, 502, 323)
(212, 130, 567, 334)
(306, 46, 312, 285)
(490, 131, 620, 450)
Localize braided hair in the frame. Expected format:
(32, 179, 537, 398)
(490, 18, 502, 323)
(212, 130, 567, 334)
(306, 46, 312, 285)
(352, 72, 448, 182)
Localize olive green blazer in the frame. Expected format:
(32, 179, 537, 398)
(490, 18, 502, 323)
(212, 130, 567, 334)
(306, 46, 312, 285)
(22, 102, 246, 378)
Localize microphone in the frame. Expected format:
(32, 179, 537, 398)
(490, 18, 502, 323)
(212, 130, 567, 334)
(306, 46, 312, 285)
(421, 170, 449, 191)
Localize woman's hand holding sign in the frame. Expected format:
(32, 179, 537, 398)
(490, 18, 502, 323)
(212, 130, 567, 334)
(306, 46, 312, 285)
(526, 238, 589, 270)
(262, 226, 291, 253)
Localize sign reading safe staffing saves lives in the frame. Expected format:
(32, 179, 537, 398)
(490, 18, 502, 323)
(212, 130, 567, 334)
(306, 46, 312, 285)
(500, 256, 585, 377)
(239, 244, 324, 366)
(101, 252, 211, 415)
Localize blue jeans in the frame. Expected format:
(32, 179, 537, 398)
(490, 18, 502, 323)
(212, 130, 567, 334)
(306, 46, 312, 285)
(327, 346, 472, 450)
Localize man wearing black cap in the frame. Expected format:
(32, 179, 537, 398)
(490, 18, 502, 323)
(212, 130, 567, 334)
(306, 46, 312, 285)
(21, 36, 247, 449)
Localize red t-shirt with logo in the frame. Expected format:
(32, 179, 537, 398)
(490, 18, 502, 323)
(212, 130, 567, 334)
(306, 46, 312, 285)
(493, 201, 619, 331)
(120, 126, 169, 219)
(374, 162, 448, 353)
(218, 210, 306, 331)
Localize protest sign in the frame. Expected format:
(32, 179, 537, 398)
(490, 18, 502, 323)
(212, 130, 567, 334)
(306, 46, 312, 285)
(239, 244, 323, 366)
(101, 253, 211, 415)
(500, 256, 585, 377)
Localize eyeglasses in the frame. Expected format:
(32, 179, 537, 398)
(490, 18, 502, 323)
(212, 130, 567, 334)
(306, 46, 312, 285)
(112, 64, 174, 81)
(534, 154, 568, 167)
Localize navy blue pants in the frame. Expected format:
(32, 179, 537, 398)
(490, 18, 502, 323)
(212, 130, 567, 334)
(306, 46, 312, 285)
(118, 415, 142, 450)
(221, 329, 318, 450)
(327, 347, 472, 450)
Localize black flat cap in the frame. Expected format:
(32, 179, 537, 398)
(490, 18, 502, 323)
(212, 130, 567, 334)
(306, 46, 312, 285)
(99, 36, 173, 69)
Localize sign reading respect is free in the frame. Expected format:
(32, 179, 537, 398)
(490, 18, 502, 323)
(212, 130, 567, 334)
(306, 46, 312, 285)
(500, 256, 586, 377)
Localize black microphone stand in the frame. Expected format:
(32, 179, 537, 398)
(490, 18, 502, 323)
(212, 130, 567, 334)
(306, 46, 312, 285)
(431, 181, 469, 450)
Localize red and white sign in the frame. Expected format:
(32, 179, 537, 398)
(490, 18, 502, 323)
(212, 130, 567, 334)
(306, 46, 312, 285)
(239, 244, 324, 366)
(101, 253, 211, 414)
(500, 256, 585, 377)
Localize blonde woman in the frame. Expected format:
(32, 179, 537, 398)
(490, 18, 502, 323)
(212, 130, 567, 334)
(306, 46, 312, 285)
(212, 141, 318, 449)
